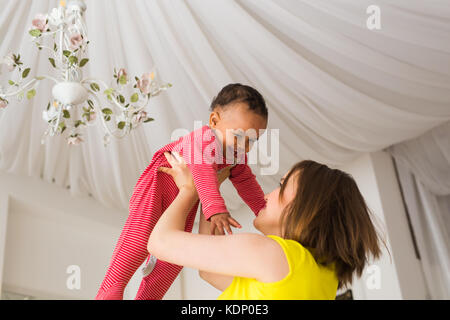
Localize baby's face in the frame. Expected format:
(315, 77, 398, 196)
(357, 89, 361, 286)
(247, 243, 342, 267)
(209, 102, 267, 163)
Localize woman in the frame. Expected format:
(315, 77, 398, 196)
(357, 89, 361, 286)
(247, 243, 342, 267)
(148, 151, 385, 299)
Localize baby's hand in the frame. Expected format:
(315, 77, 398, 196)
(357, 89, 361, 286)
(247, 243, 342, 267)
(209, 212, 242, 235)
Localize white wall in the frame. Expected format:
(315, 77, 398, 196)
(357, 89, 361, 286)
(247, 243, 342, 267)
(338, 151, 428, 299)
(0, 171, 182, 300)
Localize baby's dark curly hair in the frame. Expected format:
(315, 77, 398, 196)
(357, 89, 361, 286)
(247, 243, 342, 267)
(210, 83, 268, 119)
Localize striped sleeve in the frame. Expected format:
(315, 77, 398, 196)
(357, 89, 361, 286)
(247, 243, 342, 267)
(180, 125, 229, 221)
(187, 162, 229, 220)
(229, 163, 266, 217)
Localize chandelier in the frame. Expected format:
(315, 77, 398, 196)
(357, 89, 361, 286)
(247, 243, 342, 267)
(0, 0, 171, 146)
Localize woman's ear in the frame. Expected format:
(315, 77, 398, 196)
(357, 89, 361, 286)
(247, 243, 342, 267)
(209, 110, 221, 128)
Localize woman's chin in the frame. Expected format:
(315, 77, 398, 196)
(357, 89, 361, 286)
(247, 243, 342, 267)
(253, 216, 263, 232)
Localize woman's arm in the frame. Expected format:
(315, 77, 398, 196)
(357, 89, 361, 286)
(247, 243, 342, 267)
(197, 206, 234, 291)
(148, 152, 287, 283)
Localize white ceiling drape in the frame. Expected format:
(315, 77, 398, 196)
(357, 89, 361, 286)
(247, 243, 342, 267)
(0, 0, 449, 213)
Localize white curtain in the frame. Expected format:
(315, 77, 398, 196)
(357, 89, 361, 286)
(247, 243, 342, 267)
(388, 121, 450, 299)
(0, 0, 449, 214)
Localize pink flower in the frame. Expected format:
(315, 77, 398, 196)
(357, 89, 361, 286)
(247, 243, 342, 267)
(1, 53, 16, 72)
(132, 110, 147, 123)
(87, 111, 96, 122)
(0, 99, 8, 109)
(136, 73, 152, 95)
(67, 135, 83, 145)
(32, 13, 48, 32)
(69, 33, 83, 50)
(118, 68, 127, 79)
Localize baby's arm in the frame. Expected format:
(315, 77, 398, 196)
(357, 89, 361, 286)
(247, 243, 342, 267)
(186, 162, 228, 220)
(186, 162, 241, 235)
(229, 163, 266, 216)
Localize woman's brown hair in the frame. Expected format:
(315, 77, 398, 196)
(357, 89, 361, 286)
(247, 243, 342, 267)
(279, 160, 387, 289)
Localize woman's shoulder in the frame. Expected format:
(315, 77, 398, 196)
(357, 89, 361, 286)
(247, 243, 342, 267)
(245, 234, 291, 283)
(265, 235, 314, 274)
(266, 235, 336, 278)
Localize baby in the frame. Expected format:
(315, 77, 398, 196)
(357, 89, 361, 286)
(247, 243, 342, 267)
(96, 83, 268, 300)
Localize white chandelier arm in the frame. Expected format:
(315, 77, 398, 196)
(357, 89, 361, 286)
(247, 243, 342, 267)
(30, 42, 59, 60)
(48, 102, 64, 137)
(77, 12, 88, 36)
(87, 89, 125, 139)
(0, 76, 57, 99)
(58, 25, 65, 80)
(81, 78, 128, 112)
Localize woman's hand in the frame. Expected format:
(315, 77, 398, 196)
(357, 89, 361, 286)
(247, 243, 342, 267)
(158, 151, 196, 192)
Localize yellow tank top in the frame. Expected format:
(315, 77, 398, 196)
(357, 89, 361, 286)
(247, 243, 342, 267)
(217, 235, 339, 300)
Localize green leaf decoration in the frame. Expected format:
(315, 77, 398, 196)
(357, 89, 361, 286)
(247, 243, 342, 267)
(68, 56, 78, 65)
(117, 121, 126, 130)
(26, 89, 36, 99)
(130, 93, 139, 103)
(63, 110, 70, 118)
(90, 83, 100, 92)
(87, 100, 94, 108)
(79, 58, 89, 67)
(119, 75, 127, 85)
(47, 102, 51, 111)
(29, 29, 41, 37)
(143, 118, 154, 123)
(49, 58, 56, 68)
(22, 68, 30, 78)
(75, 120, 85, 128)
(118, 95, 125, 104)
(102, 108, 113, 115)
(104, 88, 114, 96)
(104, 115, 111, 122)
(8, 80, 15, 86)
(63, 50, 71, 57)
(59, 121, 66, 133)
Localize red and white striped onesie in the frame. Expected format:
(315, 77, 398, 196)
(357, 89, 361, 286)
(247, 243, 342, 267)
(95, 124, 266, 300)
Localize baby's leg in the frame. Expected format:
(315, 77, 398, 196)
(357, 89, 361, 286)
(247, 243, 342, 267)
(95, 168, 167, 300)
(134, 187, 199, 300)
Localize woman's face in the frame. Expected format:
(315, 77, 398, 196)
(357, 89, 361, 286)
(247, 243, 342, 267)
(253, 170, 299, 236)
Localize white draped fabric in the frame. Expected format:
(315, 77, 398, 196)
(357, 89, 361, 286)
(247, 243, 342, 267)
(0, 0, 449, 215)
(388, 122, 450, 299)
